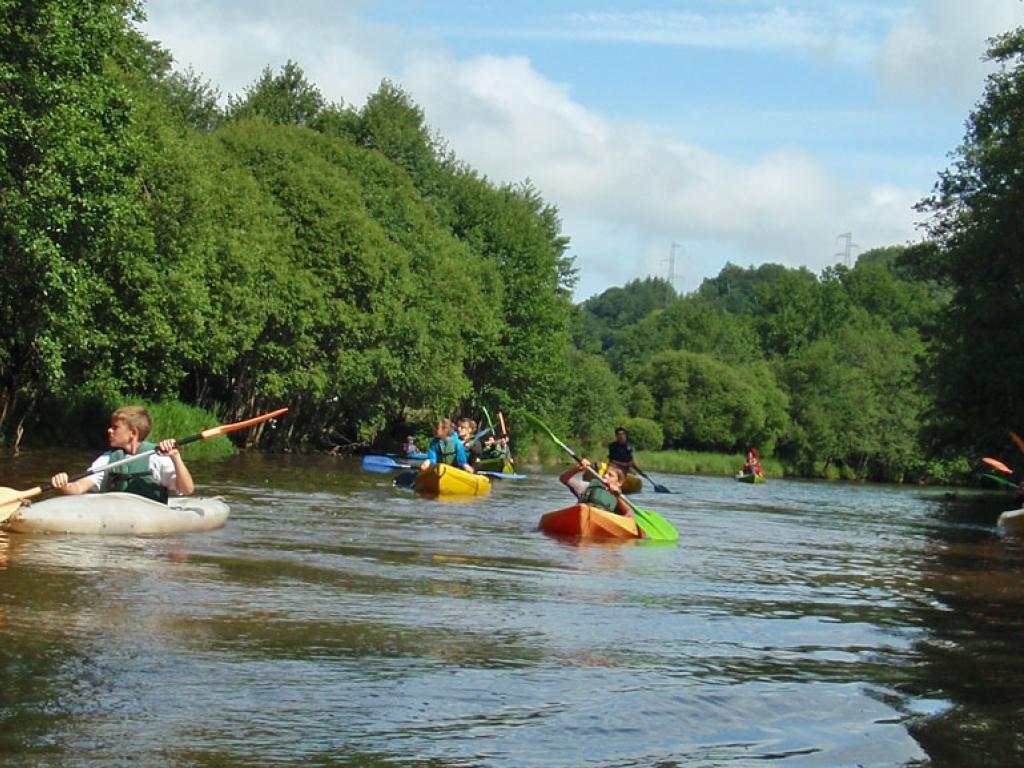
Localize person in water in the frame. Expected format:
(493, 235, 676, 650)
(560, 458, 631, 517)
(402, 436, 419, 456)
(608, 426, 644, 480)
(420, 418, 475, 473)
(50, 405, 195, 501)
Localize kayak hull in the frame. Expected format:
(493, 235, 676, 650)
(5, 493, 230, 535)
(736, 472, 765, 484)
(998, 508, 1024, 534)
(539, 503, 641, 539)
(475, 456, 514, 474)
(413, 464, 491, 496)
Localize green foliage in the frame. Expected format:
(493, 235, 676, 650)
(621, 417, 663, 450)
(916, 27, 1024, 458)
(0, 0, 150, 434)
(577, 277, 677, 351)
(781, 324, 927, 480)
(639, 350, 788, 453)
(145, 401, 236, 460)
(159, 66, 223, 131)
(561, 349, 626, 448)
(226, 61, 325, 127)
(0, 12, 581, 453)
(626, 382, 656, 419)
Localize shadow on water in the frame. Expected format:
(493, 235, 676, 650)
(898, 490, 1024, 767)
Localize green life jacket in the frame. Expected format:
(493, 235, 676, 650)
(431, 436, 459, 467)
(102, 441, 168, 503)
(580, 479, 621, 515)
(481, 442, 509, 460)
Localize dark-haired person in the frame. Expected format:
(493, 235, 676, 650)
(559, 459, 631, 517)
(608, 426, 645, 485)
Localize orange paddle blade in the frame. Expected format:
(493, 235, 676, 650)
(1011, 431, 1024, 455)
(198, 407, 288, 440)
(983, 457, 1014, 474)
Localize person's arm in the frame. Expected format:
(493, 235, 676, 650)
(455, 440, 474, 473)
(559, 461, 592, 499)
(159, 439, 194, 495)
(420, 440, 438, 470)
(50, 473, 99, 495)
(50, 454, 108, 495)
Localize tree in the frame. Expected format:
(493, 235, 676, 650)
(781, 323, 926, 479)
(0, 0, 150, 436)
(226, 61, 325, 127)
(917, 27, 1024, 455)
(639, 350, 788, 452)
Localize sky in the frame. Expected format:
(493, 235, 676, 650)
(138, 0, 1024, 300)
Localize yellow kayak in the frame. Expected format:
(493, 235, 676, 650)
(413, 464, 491, 496)
(621, 474, 642, 493)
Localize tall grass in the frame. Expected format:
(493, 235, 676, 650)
(511, 438, 786, 479)
(146, 401, 236, 461)
(636, 450, 785, 478)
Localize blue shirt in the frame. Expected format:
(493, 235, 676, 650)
(426, 434, 469, 467)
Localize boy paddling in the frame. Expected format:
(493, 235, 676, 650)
(559, 458, 632, 517)
(50, 406, 194, 501)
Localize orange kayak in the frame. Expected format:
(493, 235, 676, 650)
(539, 503, 641, 539)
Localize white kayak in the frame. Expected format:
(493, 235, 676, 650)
(3, 493, 230, 535)
(998, 507, 1024, 535)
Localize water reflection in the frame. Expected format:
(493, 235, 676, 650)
(1, 452, 1022, 765)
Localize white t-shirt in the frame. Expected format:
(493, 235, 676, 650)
(86, 451, 178, 492)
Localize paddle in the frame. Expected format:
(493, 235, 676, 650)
(497, 410, 517, 471)
(983, 457, 1014, 475)
(481, 405, 495, 434)
(983, 473, 1021, 490)
(361, 454, 413, 472)
(637, 469, 671, 494)
(522, 411, 678, 542)
(0, 406, 288, 523)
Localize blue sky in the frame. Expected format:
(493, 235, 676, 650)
(140, 1, 1024, 299)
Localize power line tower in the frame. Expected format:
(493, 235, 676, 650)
(663, 241, 684, 288)
(835, 232, 859, 266)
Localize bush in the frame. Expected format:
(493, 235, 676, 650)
(622, 417, 663, 450)
(145, 401, 237, 460)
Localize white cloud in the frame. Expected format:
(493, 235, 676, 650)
(140, 1, 934, 299)
(877, 0, 1024, 105)
(398, 50, 920, 294)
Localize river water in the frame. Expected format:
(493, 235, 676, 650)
(1, 451, 1023, 767)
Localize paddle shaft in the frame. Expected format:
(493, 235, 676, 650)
(536, 428, 638, 518)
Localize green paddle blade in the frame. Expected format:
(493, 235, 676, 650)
(983, 472, 1020, 489)
(631, 506, 679, 541)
